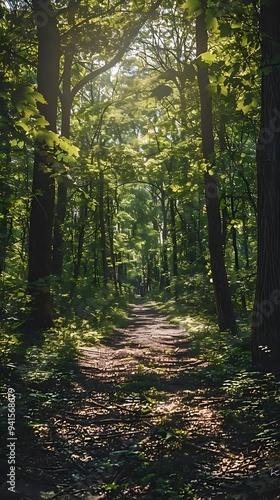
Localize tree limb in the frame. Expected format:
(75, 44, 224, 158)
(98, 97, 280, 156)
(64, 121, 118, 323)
(70, 0, 163, 100)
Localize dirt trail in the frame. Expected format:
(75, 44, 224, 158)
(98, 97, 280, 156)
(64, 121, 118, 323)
(10, 303, 280, 499)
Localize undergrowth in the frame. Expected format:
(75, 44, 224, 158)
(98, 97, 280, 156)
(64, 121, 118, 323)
(0, 285, 131, 455)
(159, 297, 280, 455)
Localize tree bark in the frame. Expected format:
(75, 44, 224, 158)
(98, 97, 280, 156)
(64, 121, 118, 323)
(73, 201, 87, 282)
(166, 160, 178, 281)
(27, 0, 60, 329)
(160, 190, 170, 291)
(196, 1, 236, 334)
(170, 197, 178, 278)
(241, 198, 249, 270)
(52, 51, 73, 276)
(252, 0, 280, 373)
(230, 195, 239, 271)
(99, 170, 108, 284)
(107, 197, 118, 292)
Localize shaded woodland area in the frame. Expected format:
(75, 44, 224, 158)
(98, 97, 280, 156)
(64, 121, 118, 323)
(0, 0, 280, 498)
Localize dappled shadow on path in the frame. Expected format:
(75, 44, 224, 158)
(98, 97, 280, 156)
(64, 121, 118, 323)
(7, 303, 280, 499)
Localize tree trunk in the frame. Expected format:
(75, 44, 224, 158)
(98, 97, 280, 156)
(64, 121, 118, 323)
(170, 196, 179, 298)
(252, 0, 280, 373)
(99, 170, 108, 284)
(107, 199, 118, 292)
(196, 2, 236, 334)
(73, 203, 87, 282)
(160, 190, 170, 291)
(221, 204, 227, 256)
(170, 197, 178, 278)
(241, 199, 249, 270)
(52, 51, 73, 276)
(27, 0, 60, 329)
(230, 195, 239, 271)
(0, 141, 11, 274)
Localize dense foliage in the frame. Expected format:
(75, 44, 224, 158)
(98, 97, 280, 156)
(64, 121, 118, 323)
(0, 0, 261, 334)
(1, 1, 280, 498)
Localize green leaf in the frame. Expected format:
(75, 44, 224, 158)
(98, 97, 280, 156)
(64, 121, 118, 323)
(206, 14, 218, 32)
(186, 0, 202, 16)
(220, 85, 228, 97)
(219, 23, 232, 37)
(181, 64, 196, 83)
(60, 138, 79, 157)
(32, 91, 47, 104)
(16, 120, 31, 132)
(236, 96, 258, 114)
(196, 51, 216, 67)
(35, 129, 60, 146)
(241, 34, 248, 46)
(231, 20, 242, 29)
(34, 116, 49, 127)
(206, 83, 218, 94)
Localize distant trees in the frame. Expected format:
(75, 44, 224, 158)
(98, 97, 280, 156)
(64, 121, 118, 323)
(24, 0, 163, 329)
(52, 0, 163, 278)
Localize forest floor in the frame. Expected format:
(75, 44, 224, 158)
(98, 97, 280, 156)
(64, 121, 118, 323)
(1, 302, 280, 499)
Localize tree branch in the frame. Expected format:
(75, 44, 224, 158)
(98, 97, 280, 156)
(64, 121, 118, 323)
(70, 0, 163, 100)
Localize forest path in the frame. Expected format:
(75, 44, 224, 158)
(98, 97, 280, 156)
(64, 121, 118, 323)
(13, 303, 278, 499)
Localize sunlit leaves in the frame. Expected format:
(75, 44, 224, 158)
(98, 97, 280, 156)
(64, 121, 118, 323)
(12, 84, 45, 103)
(205, 11, 218, 32)
(195, 51, 216, 67)
(0, 0, 261, 333)
(183, 0, 202, 16)
(15, 119, 31, 133)
(236, 95, 258, 114)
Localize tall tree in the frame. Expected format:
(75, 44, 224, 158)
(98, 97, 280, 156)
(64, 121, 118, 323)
(252, 0, 280, 373)
(27, 0, 60, 329)
(196, 0, 236, 334)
